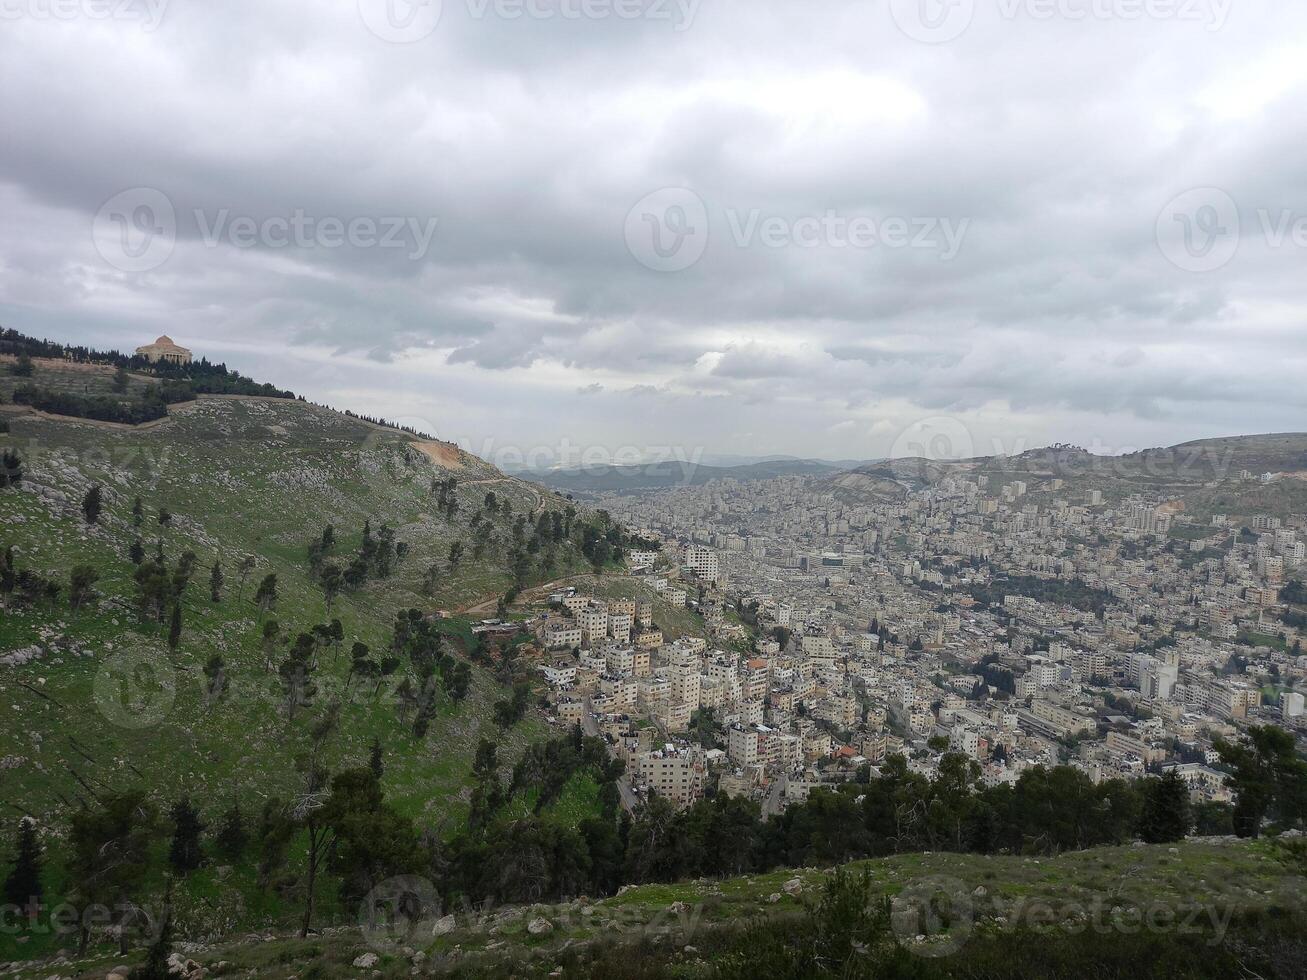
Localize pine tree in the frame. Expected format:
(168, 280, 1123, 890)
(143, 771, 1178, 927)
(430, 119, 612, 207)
(1140, 770, 1191, 843)
(209, 559, 224, 602)
(2, 818, 42, 909)
(369, 737, 385, 781)
(81, 484, 103, 525)
(0, 449, 22, 488)
(132, 888, 173, 980)
(131, 496, 144, 527)
(203, 654, 226, 705)
(167, 603, 183, 652)
(254, 573, 278, 619)
(213, 804, 248, 862)
(236, 555, 256, 603)
(168, 798, 205, 873)
(68, 565, 100, 611)
(129, 538, 145, 565)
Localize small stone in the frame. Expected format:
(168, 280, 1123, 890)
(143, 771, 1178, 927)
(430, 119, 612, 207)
(352, 953, 379, 968)
(528, 917, 554, 936)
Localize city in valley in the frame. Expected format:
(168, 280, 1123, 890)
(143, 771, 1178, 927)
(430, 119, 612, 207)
(525, 447, 1306, 819)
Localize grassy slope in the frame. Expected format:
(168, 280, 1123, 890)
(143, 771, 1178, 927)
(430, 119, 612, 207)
(5, 838, 1304, 978)
(0, 394, 605, 953)
(0, 358, 158, 405)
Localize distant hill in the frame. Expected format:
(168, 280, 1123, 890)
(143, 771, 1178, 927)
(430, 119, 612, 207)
(827, 434, 1307, 518)
(525, 457, 859, 496)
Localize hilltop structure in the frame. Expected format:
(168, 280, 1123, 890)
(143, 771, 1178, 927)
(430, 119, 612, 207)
(135, 334, 192, 365)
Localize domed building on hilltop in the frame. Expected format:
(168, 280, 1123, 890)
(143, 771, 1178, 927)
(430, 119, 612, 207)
(135, 335, 192, 365)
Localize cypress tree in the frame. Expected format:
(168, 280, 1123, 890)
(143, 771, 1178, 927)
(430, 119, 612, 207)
(132, 891, 173, 980)
(214, 804, 248, 862)
(81, 484, 103, 525)
(2, 818, 43, 909)
(209, 560, 224, 602)
(168, 603, 183, 652)
(1140, 770, 1191, 843)
(168, 798, 205, 873)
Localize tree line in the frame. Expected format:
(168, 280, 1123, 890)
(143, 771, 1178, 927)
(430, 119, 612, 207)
(4, 722, 1304, 965)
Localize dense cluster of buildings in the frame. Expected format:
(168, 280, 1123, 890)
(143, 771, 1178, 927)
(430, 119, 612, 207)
(531, 466, 1306, 813)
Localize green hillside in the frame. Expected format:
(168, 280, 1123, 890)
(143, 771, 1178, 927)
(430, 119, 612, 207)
(0, 384, 639, 957)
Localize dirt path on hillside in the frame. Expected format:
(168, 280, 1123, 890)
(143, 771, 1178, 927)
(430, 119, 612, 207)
(456, 572, 612, 616)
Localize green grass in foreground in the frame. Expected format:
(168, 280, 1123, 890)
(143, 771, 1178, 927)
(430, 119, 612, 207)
(5, 839, 1305, 979)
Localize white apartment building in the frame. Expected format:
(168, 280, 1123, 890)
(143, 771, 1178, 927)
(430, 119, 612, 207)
(576, 603, 609, 645)
(684, 544, 722, 584)
(634, 749, 703, 806)
(545, 626, 582, 650)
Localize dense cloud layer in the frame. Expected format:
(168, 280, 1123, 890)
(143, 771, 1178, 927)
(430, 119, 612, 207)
(2, 0, 1305, 465)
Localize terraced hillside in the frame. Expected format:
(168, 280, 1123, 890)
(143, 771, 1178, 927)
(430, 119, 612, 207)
(0, 356, 159, 405)
(0, 392, 619, 902)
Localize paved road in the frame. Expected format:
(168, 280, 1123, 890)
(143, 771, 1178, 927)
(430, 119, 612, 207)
(582, 697, 639, 813)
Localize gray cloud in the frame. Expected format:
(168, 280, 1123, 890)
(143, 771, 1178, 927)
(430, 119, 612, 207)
(1, 0, 1305, 460)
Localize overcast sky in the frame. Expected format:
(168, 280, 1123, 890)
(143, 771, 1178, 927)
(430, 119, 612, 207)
(2, 0, 1305, 468)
